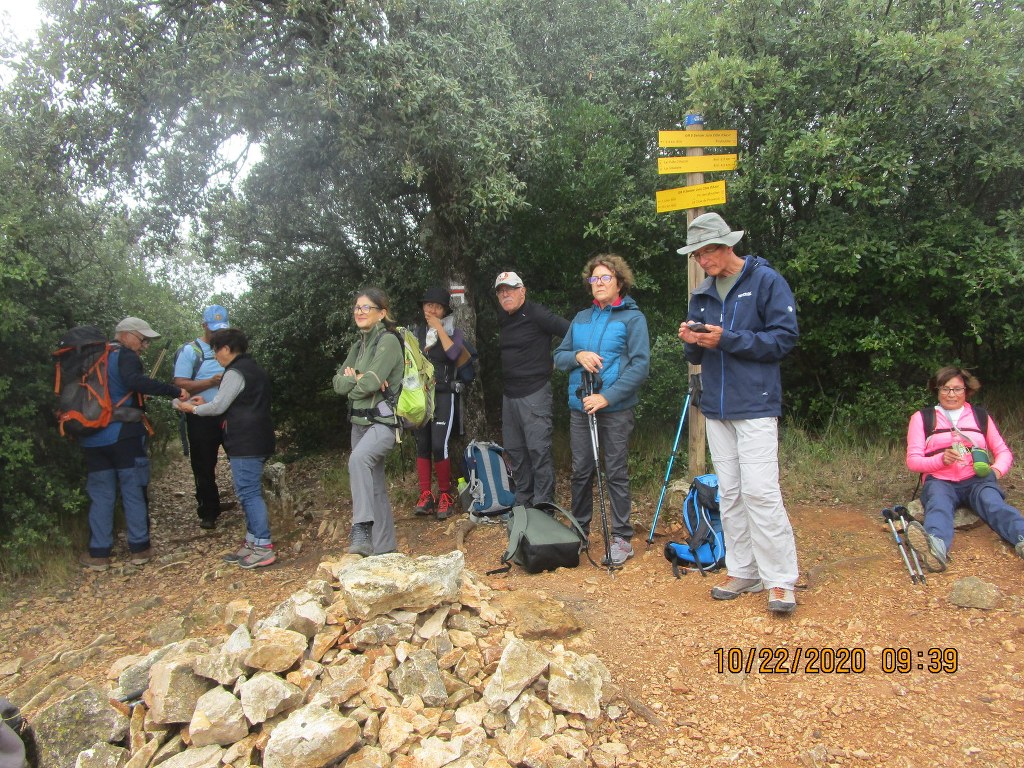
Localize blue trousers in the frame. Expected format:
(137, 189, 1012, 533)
(922, 474, 1024, 552)
(229, 456, 272, 546)
(83, 435, 151, 557)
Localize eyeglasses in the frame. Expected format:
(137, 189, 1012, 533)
(353, 304, 381, 314)
(132, 331, 151, 345)
(939, 386, 966, 395)
(586, 274, 615, 285)
(691, 244, 723, 260)
(496, 286, 522, 295)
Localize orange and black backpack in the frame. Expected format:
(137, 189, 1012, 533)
(53, 326, 142, 437)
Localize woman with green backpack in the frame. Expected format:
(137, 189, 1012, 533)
(333, 288, 405, 556)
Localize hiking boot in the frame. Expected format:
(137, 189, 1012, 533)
(711, 576, 764, 600)
(238, 545, 276, 569)
(348, 522, 373, 557)
(79, 554, 110, 571)
(414, 490, 436, 516)
(601, 537, 634, 566)
(905, 520, 947, 572)
(436, 492, 456, 521)
(199, 518, 217, 530)
(1016, 539, 1024, 561)
(223, 542, 253, 563)
(767, 587, 796, 614)
(129, 547, 154, 565)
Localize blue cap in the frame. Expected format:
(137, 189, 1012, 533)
(202, 305, 229, 330)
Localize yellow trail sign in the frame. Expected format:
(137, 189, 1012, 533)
(657, 154, 738, 175)
(659, 129, 738, 148)
(656, 181, 727, 214)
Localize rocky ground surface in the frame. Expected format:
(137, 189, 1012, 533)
(2, 451, 1024, 768)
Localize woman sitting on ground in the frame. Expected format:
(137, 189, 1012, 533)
(176, 328, 277, 569)
(904, 365, 1024, 571)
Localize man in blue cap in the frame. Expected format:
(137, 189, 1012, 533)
(174, 305, 233, 529)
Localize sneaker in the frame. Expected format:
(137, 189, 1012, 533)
(414, 490, 436, 516)
(601, 536, 634, 566)
(79, 554, 111, 571)
(347, 521, 373, 557)
(238, 545, 276, 569)
(129, 547, 153, 565)
(436, 492, 456, 521)
(1016, 539, 1024, 561)
(767, 587, 796, 614)
(711, 576, 764, 600)
(223, 542, 253, 563)
(905, 520, 947, 572)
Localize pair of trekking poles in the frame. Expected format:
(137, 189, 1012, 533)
(646, 374, 701, 546)
(578, 371, 619, 574)
(882, 505, 927, 584)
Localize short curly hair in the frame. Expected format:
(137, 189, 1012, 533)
(928, 365, 981, 398)
(582, 253, 635, 297)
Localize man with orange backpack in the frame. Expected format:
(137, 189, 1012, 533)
(77, 317, 187, 570)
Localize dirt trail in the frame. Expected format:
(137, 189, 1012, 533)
(2, 453, 1023, 768)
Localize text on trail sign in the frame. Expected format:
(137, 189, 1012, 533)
(656, 181, 727, 213)
(659, 130, 738, 148)
(658, 154, 738, 175)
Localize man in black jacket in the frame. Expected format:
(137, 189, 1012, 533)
(495, 271, 570, 507)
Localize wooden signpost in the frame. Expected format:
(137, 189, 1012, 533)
(655, 113, 738, 479)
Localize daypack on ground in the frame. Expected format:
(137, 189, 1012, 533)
(460, 440, 516, 517)
(492, 503, 589, 574)
(664, 473, 726, 576)
(53, 326, 141, 437)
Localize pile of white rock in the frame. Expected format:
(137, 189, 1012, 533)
(34, 551, 630, 768)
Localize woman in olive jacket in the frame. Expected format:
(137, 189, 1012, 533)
(333, 288, 405, 556)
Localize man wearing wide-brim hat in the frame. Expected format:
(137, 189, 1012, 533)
(677, 212, 801, 615)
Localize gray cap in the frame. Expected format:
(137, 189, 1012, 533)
(676, 212, 744, 255)
(114, 317, 161, 338)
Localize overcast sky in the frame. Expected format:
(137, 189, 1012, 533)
(0, 0, 43, 42)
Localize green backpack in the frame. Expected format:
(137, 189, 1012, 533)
(491, 503, 589, 574)
(392, 326, 435, 429)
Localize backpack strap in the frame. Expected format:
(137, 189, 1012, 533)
(488, 504, 529, 575)
(911, 405, 991, 500)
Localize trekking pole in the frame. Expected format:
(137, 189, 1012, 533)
(646, 387, 692, 546)
(580, 371, 617, 573)
(881, 508, 918, 584)
(894, 505, 926, 584)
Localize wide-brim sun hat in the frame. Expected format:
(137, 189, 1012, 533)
(676, 212, 744, 255)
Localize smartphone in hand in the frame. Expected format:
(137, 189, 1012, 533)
(688, 322, 711, 333)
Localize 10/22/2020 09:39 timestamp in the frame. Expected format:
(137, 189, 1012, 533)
(713, 647, 959, 675)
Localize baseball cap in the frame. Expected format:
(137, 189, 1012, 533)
(202, 305, 230, 331)
(494, 271, 524, 289)
(114, 317, 161, 338)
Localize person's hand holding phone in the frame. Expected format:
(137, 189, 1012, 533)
(679, 320, 722, 349)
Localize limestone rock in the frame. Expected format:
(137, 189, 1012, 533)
(244, 627, 308, 673)
(33, 686, 130, 768)
(154, 744, 224, 768)
(192, 625, 252, 686)
(258, 589, 329, 638)
(188, 686, 249, 747)
(238, 672, 304, 725)
(222, 600, 256, 632)
(146, 657, 215, 725)
(262, 703, 360, 768)
(949, 576, 1003, 609)
(389, 648, 448, 707)
(482, 639, 548, 713)
(336, 552, 465, 619)
(74, 742, 130, 768)
(546, 650, 605, 720)
(114, 639, 209, 700)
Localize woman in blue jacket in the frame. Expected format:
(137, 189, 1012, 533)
(554, 254, 650, 566)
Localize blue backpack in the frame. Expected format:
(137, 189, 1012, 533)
(664, 473, 726, 576)
(460, 440, 516, 519)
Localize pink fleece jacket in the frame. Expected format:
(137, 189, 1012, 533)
(905, 403, 1013, 481)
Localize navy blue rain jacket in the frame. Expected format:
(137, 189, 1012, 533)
(684, 256, 798, 420)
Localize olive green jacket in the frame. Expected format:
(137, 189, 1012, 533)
(333, 323, 404, 426)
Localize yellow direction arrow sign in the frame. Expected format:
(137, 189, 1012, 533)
(658, 154, 738, 175)
(656, 181, 727, 214)
(659, 129, 738, 148)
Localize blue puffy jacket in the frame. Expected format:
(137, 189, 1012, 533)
(554, 296, 650, 413)
(684, 255, 798, 420)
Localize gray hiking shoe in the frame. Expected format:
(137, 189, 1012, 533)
(905, 520, 947, 572)
(1015, 538, 1024, 561)
(711, 576, 764, 600)
(601, 537, 634, 566)
(223, 542, 253, 563)
(348, 521, 373, 557)
(767, 587, 796, 614)
(238, 545, 276, 569)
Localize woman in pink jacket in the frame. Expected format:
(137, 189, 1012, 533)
(905, 365, 1024, 571)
